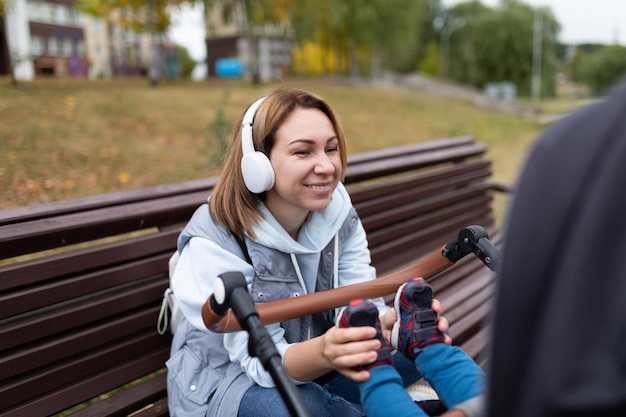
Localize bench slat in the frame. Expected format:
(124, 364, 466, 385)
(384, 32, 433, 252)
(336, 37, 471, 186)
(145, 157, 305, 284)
(0, 332, 166, 410)
(67, 372, 168, 417)
(1, 254, 171, 319)
(448, 294, 494, 347)
(128, 399, 170, 417)
(354, 167, 492, 221)
(0, 349, 169, 417)
(348, 159, 491, 204)
(0, 228, 179, 292)
(0, 178, 215, 226)
(0, 192, 206, 259)
(460, 324, 492, 362)
(361, 182, 492, 232)
(346, 136, 476, 165)
(371, 211, 494, 273)
(366, 196, 492, 248)
(2, 306, 167, 379)
(0, 277, 167, 350)
(345, 143, 487, 183)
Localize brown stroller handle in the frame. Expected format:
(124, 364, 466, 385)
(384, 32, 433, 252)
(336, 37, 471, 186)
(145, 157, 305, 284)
(202, 246, 454, 333)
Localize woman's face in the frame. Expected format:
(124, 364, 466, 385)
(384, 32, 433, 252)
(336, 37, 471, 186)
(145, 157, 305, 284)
(264, 107, 342, 231)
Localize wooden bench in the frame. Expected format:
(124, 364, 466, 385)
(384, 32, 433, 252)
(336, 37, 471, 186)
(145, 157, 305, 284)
(0, 136, 507, 417)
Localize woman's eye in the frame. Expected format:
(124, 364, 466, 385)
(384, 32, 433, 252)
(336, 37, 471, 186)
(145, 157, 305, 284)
(326, 147, 338, 154)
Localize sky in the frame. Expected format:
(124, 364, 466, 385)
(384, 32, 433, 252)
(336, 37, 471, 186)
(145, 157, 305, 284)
(170, 0, 626, 62)
(445, 0, 626, 44)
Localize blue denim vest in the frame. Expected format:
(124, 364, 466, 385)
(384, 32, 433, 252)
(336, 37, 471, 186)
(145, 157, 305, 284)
(166, 204, 358, 417)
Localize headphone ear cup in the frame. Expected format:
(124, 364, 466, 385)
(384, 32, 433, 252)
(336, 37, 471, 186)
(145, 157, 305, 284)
(241, 151, 275, 193)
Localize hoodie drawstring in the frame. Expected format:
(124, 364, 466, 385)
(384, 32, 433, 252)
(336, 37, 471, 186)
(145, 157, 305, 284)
(290, 252, 308, 296)
(289, 232, 340, 339)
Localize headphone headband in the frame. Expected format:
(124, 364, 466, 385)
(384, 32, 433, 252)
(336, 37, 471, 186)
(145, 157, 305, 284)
(240, 96, 275, 193)
(241, 97, 266, 155)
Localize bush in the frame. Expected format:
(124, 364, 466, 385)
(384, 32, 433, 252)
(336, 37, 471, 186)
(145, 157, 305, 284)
(574, 45, 626, 95)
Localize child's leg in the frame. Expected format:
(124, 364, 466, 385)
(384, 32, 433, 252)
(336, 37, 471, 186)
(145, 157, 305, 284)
(359, 365, 428, 417)
(391, 277, 485, 410)
(337, 300, 426, 417)
(414, 342, 485, 408)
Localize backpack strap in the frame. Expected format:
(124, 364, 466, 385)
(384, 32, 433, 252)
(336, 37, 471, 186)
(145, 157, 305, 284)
(233, 232, 253, 265)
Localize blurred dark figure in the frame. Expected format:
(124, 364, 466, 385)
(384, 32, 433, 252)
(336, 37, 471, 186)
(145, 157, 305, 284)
(488, 81, 626, 417)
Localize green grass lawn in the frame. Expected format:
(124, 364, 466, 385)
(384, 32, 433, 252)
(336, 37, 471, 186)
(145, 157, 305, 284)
(1, 75, 574, 224)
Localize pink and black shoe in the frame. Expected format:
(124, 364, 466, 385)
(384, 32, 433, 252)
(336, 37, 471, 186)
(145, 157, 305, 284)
(391, 277, 446, 361)
(336, 299, 393, 370)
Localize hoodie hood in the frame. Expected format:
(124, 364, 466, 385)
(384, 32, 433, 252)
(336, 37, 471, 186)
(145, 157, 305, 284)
(252, 182, 352, 254)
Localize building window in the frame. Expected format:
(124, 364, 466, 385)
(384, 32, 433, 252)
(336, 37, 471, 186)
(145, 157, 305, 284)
(48, 2, 56, 21)
(27, 1, 41, 20)
(92, 17, 102, 33)
(76, 40, 84, 55)
(48, 37, 59, 56)
(66, 6, 83, 26)
(55, 4, 68, 24)
(31, 36, 44, 55)
(63, 38, 72, 56)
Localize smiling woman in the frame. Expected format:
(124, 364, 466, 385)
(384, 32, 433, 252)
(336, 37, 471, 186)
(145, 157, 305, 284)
(165, 88, 447, 417)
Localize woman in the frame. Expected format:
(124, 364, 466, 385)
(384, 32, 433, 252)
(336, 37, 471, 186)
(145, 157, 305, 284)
(166, 88, 449, 417)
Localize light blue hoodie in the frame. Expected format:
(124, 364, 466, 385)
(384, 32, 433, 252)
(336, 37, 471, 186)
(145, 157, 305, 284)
(167, 182, 387, 417)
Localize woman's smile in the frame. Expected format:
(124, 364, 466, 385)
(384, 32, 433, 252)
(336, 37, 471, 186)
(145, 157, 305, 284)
(306, 183, 332, 192)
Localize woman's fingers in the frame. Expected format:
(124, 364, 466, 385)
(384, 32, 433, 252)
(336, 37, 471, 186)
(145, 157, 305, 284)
(322, 326, 382, 377)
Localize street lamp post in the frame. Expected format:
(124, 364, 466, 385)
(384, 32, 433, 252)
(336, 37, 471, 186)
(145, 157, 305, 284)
(147, 0, 160, 86)
(531, 7, 543, 102)
(439, 16, 465, 79)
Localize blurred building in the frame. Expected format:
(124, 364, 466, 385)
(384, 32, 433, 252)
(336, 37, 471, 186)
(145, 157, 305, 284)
(203, 2, 292, 82)
(1, 0, 291, 81)
(3, 0, 87, 80)
(1, 0, 165, 80)
(107, 17, 151, 78)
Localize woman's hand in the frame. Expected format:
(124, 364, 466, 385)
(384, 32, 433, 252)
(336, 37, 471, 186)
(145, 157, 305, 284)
(380, 298, 452, 346)
(284, 324, 385, 382)
(319, 325, 382, 382)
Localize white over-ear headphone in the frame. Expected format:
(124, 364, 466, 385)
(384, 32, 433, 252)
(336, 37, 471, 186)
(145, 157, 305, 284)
(241, 96, 275, 193)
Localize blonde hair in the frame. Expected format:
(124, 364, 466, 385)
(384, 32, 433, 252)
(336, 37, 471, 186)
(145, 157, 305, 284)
(210, 88, 348, 239)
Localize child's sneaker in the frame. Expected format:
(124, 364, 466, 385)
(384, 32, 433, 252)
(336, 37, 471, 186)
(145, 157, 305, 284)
(391, 277, 445, 361)
(336, 299, 393, 370)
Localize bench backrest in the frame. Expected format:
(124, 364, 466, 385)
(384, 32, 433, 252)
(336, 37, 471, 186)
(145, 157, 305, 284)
(0, 136, 500, 416)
